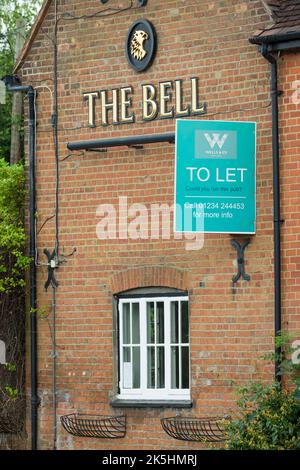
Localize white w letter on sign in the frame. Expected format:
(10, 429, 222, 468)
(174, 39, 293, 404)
(204, 133, 228, 150)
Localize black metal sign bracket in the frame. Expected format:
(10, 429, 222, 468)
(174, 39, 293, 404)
(231, 238, 251, 283)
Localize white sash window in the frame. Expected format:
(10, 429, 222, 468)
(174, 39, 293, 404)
(118, 295, 190, 400)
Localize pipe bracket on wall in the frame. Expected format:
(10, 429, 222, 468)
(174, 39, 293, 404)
(44, 249, 59, 291)
(231, 238, 251, 283)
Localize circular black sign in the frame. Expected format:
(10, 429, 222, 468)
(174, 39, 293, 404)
(126, 19, 157, 73)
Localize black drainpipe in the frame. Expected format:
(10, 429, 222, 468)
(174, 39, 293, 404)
(260, 44, 282, 382)
(2, 78, 38, 447)
(28, 86, 38, 449)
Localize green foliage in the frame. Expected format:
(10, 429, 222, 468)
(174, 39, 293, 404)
(0, 94, 12, 161)
(262, 332, 300, 400)
(4, 385, 18, 399)
(0, 0, 42, 162)
(225, 333, 300, 450)
(0, 2, 42, 437)
(0, 158, 30, 292)
(0, 0, 43, 72)
(5, 363, 17, 372)
(225, 383, 300, 450)
(30, 306, 49, 319)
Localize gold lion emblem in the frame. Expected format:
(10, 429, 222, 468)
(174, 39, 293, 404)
(130, 30, 149, 61)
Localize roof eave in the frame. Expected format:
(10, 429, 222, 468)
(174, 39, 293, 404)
(249, 30, 300, 47)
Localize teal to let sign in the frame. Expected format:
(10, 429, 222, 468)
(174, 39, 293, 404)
(175, 120, 256, 234)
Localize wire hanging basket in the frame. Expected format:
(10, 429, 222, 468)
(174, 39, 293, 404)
(161, 416, 229, 442)
(60, 413, 126, 439)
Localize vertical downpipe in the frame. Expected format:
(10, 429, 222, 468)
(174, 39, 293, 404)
(28, 88, 38, 448)
(51, 286, 57, 450)
(52, 2, 59, 449)
(261, 44, 282, 382)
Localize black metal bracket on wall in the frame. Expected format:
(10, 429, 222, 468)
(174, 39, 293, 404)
(231, 239, 251, 283)
(44, 249, 59, 291)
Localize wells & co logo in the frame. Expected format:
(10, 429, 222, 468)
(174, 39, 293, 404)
(195, 130, 237, 159)
(204, 133, 228, 150)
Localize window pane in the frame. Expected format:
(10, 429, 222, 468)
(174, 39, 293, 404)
(147, 346, 155, 388)
(132, 346, 140, 388)
(157, 346, 165, 388)
(156, 302, 164, 344)
(147, 302, 155, 344)
(181, 346, 189, 389)
(123, 346, 131, 362)
(132, 303, 140, 344)
(123, 347, 131, 389)
(181, 301, 189, 344)
(122, 303, 130, 344)
(171, 346, 179, 389)
(171, 301, 179, 343)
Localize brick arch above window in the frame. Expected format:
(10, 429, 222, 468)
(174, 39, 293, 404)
(110, 266, 190, 295)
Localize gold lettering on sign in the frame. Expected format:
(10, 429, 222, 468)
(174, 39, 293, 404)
(83, 91, 99, 127)
(120, 87, 134, 124)
(191, 77, 206, 115)
(159, 81, 173, 119)
(101, 89, 118, 126)
(83, 77, 207, 126)
(142, 84, 158, 121)
(175, 80, 190, 117)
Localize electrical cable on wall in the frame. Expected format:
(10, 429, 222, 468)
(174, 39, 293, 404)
(37, 0, 139, 451)
(33, 100, 272, 135)
(49, 0, 137, 267)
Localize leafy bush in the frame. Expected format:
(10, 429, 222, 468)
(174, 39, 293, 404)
(225, 382, 300, 450)
(0, 158, 30, 292)
(225, 334, 300, 450)
(0, 158, 29, 435)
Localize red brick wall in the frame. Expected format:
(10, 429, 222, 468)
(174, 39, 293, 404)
(279, 52, 300, 356)
(18, 0, 296, 450)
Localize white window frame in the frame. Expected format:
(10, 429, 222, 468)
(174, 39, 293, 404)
(118, 295, 190, 401)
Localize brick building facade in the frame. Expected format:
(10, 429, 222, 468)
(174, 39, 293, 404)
(13, 0, 300, 449)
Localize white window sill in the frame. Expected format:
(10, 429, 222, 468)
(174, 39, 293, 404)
(110, 399, 193, 408)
